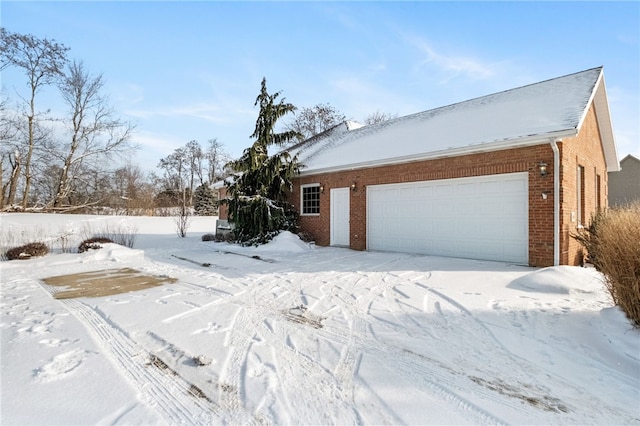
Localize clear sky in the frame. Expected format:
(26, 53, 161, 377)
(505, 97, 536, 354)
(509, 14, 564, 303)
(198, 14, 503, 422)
(2, 1, 639, 173)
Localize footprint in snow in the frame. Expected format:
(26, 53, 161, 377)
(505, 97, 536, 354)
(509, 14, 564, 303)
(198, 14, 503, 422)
(33, 348, 89, 382)
(38, 338, 75, 347)
(18, 321, 52, 336)
(192, 322, 221, 334)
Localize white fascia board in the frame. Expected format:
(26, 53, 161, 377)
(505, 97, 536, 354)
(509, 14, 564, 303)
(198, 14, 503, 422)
(298, 129, 577, 177)
(593, 77, 620, 172)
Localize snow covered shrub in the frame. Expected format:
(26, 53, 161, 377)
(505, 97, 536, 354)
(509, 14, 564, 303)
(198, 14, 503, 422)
(201, 233, 216, 241)
(575, 202, 640, 326)
(78, 237, 114, 253)
(5, 242, 49, 260)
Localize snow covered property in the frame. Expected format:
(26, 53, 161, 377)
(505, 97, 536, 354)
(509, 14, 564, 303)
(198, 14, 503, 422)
(1, 214, 639, 425)
(220, 67, 618, 267)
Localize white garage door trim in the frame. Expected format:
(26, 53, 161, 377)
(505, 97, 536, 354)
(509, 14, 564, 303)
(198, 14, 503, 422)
(366, 172, 528, 263)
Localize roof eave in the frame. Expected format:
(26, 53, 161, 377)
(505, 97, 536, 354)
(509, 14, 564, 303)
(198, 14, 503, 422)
(591, 73, 620, 172)
(298, 130, 577, 177)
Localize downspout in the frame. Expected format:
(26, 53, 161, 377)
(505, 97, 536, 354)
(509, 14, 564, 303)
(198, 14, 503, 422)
(550, 139, 560, 266)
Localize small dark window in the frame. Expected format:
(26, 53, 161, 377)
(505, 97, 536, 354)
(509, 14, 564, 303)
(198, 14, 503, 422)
(577, 165, 585, 225)
(302, 185, 320, 215)
(596, 174, 601, 210)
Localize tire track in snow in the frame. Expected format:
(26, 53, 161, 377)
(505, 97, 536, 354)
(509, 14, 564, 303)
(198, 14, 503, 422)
(217, 306, 253, 423)
(369, 280, 626, 422)
(368, 279, 549, 419)
(311, 264, 513, 424)
(37, 282, 220, 425)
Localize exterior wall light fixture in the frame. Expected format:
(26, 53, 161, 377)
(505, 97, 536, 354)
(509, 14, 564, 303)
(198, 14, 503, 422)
(538, 162, 548, 176)
(319, 185, 324, 194)
(351, 182, 357, 191)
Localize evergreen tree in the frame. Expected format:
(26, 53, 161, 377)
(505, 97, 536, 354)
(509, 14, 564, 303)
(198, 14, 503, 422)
(225, 78, 302, 244)
(193, 184, 217, 216)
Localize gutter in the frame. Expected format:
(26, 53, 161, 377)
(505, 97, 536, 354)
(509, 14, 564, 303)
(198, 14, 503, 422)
(550, 139, 560, 266)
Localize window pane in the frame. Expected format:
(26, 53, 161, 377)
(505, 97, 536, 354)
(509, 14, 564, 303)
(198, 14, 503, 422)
(302, 186, 320, 214)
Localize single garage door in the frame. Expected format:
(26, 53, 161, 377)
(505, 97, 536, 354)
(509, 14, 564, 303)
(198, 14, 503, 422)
(367, 172, 528, 263)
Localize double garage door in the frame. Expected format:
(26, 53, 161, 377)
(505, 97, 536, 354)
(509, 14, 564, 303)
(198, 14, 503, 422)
(367, 173, 528, 263)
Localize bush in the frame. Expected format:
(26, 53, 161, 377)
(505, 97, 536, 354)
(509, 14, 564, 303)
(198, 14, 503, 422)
(175, 204, 191, 238)
(81, 222, 138, 249)
(211, 232, 235, 243)
(78, 237, 114, 253)
(201, 233, 216, 242)
(574, 202, 640, 327)
(5, 242, 49, 260)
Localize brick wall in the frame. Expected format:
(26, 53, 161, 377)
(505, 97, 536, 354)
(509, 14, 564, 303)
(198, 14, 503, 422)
(557, 104, 609, 265)
(294, 144, 557, 266)
(217, 187, 229, 220)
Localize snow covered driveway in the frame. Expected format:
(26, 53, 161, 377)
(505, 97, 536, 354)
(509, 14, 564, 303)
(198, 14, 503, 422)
(1, 215, 638, 425)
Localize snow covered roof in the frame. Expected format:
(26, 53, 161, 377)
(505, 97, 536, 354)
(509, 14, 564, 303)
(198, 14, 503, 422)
(293, 67, 619, 175)
(286, 120, 364, 155)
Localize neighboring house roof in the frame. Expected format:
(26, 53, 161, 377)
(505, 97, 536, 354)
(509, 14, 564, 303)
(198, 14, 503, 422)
(292, 67, 619, 175)
(608, 154, 640, 206)
(619, 153, 640, 167)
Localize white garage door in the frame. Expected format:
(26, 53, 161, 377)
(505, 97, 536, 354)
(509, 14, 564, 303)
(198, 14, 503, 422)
(367, 173, 528, 263)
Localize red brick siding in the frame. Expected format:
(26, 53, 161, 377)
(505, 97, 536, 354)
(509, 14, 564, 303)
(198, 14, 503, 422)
(217, 187, 229, 220)
(557, 104, 608, 265)
(294, 144, 556, 266)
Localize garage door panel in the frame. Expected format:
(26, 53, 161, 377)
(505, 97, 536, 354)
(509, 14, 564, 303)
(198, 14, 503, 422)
(503, 178, 527, 192)
(457, 182, 476, 195)
(416, 186, 433, 198)
(478, 181, 500, 194)
(435, 199, 454, 216)
(435, 184, 453, 196)
(500, 200, 527, 216)
(456, 199, 476, 214)
(367, 173, 528, 263)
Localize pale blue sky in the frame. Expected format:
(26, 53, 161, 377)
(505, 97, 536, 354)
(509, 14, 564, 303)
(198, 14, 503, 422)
(2, 1, 638, 172)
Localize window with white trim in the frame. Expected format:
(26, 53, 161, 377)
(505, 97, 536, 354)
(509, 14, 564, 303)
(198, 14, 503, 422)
(301, 184, 320, 215)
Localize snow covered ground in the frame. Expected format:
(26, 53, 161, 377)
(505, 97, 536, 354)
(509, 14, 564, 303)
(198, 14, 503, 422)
(1, 213, 638, 425)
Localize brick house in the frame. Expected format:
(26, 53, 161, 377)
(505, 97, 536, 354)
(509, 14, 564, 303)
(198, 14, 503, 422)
(220, 67, 618, 267)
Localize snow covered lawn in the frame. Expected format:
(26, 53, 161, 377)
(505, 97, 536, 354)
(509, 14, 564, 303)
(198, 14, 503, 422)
(1, 213, 638, 425)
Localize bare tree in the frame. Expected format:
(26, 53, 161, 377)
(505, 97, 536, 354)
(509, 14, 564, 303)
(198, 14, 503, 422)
(364, 110, 397, 125)
(204, 138, 231, 183)
(285, 103, 346, 142)
(0, 96, 19, 207)
(185, 140, 204, 203)
(1, 103, 52, 208)
(0, 28, 70, 208)
(50, 61, 135, 208)
(158, 147, 189, 205)
(112, 163, 154, 214)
